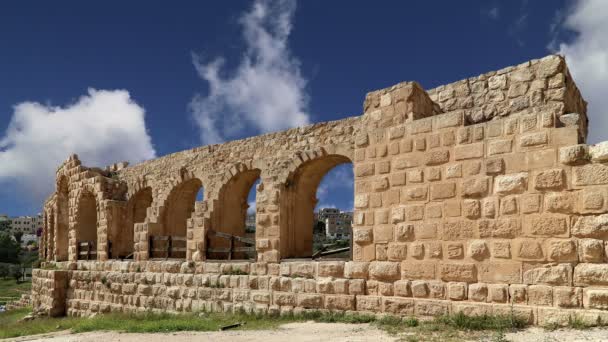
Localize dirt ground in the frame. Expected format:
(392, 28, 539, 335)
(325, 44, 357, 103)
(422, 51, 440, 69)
(7, 322, 608, 342)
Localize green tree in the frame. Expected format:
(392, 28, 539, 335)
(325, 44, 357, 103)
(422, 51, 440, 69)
(10, 265, 23, 282)
(0, 264, 9, 278)
(13, 231, 23, 244)
(0, 232, 21, 263)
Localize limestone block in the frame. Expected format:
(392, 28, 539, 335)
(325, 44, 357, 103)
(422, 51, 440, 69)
(534, 168, 565, 190)
(492, 241, 511, 259)
(515, 239, 544, 260)
(574, 164, 608, 186)
(578, 239, 605, 263)
(425, 150, 450, 166)
(344, 262, 369, 279)
(382, 297, 414, 315)
(296, 293, 323, 309)
(462, 199, 480, 219)
(355, 296, 381, 311)
(510, 284, 527, 304)
(468, 283, 487, 302)
(523, 264, 572, 286)
(528, 285, 553, 306)
(583, 288, 608, 310)
(581, 190, 605, 212)
(478, 262, 522, 284)
(448, 282, 467, 301)
(325, 295, 355, 311)
(572, 214, 608, 239)
(469, 240, 490, 261)
(348, 279, 365, 295)
(544, 192, 575, 214)
(440, 263, 477, 283)
(443, 220, 477, 240)
(446, 243, 464, 259)
(368, 262, 400, 281)
(401, 261, 436, 280)
(495, 173, 528, 195)
(553, 286, 582, 308)
(485, 158, 504, 175)
(589, 141, 608, 162)
(548, 239, 578, 262)
(387, 243, 407, 261)
(454, 142, 484, 160)
(414, 299, 449, 317)
(317, 262, 344, 278)
(411, 280, 429, 298)
(353, 228, 373, 243)
(395, 223, 414, 242)
(430, 182, 456, 200)
(488, 284, 508, 303)
(394, 280, 411, 297)
(523, 214, 568, 237)
(574, 264, 608, 286)
(488, 139, 512, 155)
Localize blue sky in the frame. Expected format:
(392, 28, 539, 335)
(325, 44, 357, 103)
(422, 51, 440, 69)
(0, 0, 606, 216)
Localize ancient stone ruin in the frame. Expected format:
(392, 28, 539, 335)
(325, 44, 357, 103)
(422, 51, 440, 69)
(33, 55, 608, 325)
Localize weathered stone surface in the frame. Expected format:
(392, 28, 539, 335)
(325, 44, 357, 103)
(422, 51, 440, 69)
(440, 264, 477, 283)
(369, 262, 400, 281)
(572, 214, 608, 238)
(495, 173, 528, 194)
(574, 264, 608, 286)
(559, 144, 588, 165)
(523, 264, 572, 286)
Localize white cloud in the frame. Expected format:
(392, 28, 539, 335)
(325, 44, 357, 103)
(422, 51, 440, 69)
(552, 0, 608, 143)
(247, 200, 256, 214)
(0, 88, 156, 204)
(190, 0, 311, 145)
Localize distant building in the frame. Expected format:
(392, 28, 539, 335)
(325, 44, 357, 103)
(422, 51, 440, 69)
(10, 214, 43, 235)
(245, 213, 256, 233)
(21, 233, 38, 247)
(316, 208, 353, 240)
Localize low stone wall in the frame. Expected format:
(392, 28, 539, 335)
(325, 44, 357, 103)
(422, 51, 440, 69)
(31, 269, 68, 317)
(29, 260, 608, 325)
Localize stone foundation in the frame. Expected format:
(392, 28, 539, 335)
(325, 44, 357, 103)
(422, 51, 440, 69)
(29, 260, 608, 326)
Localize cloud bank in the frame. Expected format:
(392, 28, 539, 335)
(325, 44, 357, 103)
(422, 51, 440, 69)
(0, 89, 156, 204)
(553, 0, 608, 143)
(190, 0, 310, 145)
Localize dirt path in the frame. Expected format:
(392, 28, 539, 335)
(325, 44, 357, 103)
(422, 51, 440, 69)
(7, 322, 396, 342)
(7, 322, 608, 342)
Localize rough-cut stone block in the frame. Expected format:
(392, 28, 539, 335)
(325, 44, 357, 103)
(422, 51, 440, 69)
(574, 164, 608, 186)
(425, 150, 450, 165)
(574, 264, 608, 286)
(401, 261, 436, 280)
(382, 297, 414, 315)
(325, 295, 355, 311)
(554, 287, 582, 308)
(454, 142, 484, 160)
(560, 144, 589, 165)
(430, 182, 456, 200)
(469, 240, 489, 261)
(495, 173, 528, 194)
(523, 214, 568, 237)
(296, 293, 323, 309)
(572, 214, 608, 239)
(578, 239, 605, 263)
(369, 262, 400, 281)
(462, 177, 489, 197)
(443, 220, 477, 240)
(488, 284, 508, 303)
(440, 264, 477, 283)
(344, 262, 369, 279)
(584, 289, 608, 310)
(523, 264, 572, 286)
(448, 282, 467, 301)
(394, 280, 411, 297)
(356, 296, 381, 311)
(589, 141, 608, 162)
(468, 283, 487, 302)
(535, 168, 565, 190)
(528, 285, 553, 306)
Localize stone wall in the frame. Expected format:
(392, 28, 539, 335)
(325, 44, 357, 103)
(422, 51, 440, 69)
(34, 54, 608, 324)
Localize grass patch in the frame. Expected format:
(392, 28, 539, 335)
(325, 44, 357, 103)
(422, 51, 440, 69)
(0, 278, 31, 304)
(0, 307, 529, 340)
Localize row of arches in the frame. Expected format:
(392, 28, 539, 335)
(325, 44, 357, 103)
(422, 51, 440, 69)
(46, 153, 353, 262)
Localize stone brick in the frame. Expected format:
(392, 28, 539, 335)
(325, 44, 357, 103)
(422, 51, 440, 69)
(485, 158, 504, 175)
(296, 293, 323, 309)
(574, 264, 608, 286)
(317, 262, 344, 278)
(411, 280, 429, 298)
(469, 240, 490, 261)
(523, 215, 568, 237)
(394, 280, 411, 297)
(401, 262, 436, 280)
(553, 287, 582, 308)
(523, 264, 572, 286)
(572, 214, 608, 239)
(510, 284, 527, 304)
(547, 239, 577, 262)
(369, 262, 400, 281)
(478, 262, 522, 284)
(468, 283, 488, 302)
(344, 262, 369, 279)
(325, 295, 355, 311)
(425, 150, 450, 165)
(430, 182, 456, 200)
(448, 282, 467, 301)
(355, 296, 381, 312)
(494, 173, 528, 194)
(440, 263, 477, 283)
(488, 284, 508, 303)
(528, 285, 553, 306)
(447, 243, 464, 259)
(515, 239, 544, 260)
(559, 144, 588, 165)
(382, 297, 414, 315)
(395, 223, 414, 241)
(462, 199, 480, 219)
(443, 220, 477, 240)
(454, 142, 484, 160)
(520, 131, 548, 147)
(578, 239, 605, 263)
(544, 192, 575, 214)
(574, 164, 608, 186)
(534, 168, 565, 190)
(488, 139, 512, 155)
(584, 289, 608, 310)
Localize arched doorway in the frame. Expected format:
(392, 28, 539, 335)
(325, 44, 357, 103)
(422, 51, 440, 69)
(117, 187, 152, 259)
(280, 154, 353, 259)
(152, 178, 202, 259)
(55, 176, 69, 261)
(76, 190, 98, 260)
(207, 169, 260, 260)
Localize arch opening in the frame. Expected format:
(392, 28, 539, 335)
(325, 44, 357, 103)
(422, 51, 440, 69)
(207, 169, 260, 260)
(116, 187, 152, 259)
(55, 176, 69, 261)
(152, 178, 202, 259)
(76, 190, 98, 260)
(280, 154, 353, 260)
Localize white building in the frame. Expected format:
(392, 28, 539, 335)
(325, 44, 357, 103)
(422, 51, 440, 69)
(10, 214, 43, 235)
(317, 208, 353, 240)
